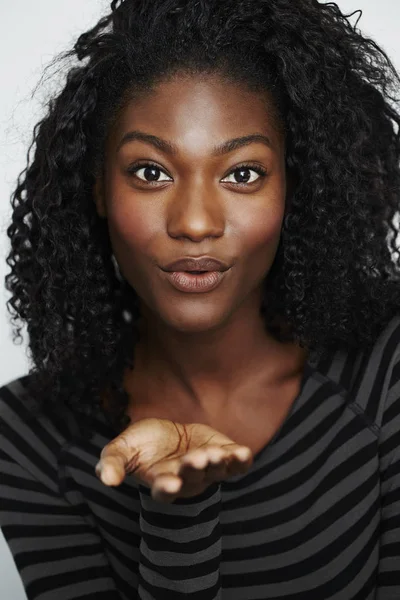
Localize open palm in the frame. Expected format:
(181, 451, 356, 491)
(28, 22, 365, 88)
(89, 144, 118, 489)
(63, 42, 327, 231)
(95, 417, 253, 503)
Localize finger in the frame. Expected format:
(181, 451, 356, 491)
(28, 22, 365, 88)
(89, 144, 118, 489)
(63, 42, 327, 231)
(96, 443, 138, 486)
(233, 446, 253, 463)
(198, 444, 253, 479)
(95, 455, 127, 486)
(96, 435, 140, 486)
(151, 473, 183, 503)
(178, 445, 251, 483)
(179, 447, 226, 483)
(152, 452, 211, 499)
(225, 445, 253, 475)
(178, 459, 211, 490)
(195, 445, 251, 480)
(179, 449, 209, 480)
(204, 450, 229, 481)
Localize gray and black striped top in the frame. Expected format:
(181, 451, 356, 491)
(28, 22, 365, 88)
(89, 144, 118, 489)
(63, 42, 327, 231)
(2, 315, 400, 600)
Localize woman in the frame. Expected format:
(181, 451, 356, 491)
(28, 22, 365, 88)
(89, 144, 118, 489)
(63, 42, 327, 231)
(1, 0, 400, 598)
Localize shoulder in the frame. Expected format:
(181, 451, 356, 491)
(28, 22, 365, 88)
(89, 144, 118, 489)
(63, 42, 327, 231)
(352, 313, 400, 429)
(0, 373, 42, 427)
(313, 314, 400, 432)
(0, 374, 71, 492)
(0, 373, 65, 436)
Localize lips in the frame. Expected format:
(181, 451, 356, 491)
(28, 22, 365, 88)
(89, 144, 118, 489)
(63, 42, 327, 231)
(161, 256, 230, 273)
(163, 270, 227, 293)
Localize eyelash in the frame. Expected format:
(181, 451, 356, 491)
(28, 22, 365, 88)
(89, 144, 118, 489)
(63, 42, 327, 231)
(125, 161, 268, 186)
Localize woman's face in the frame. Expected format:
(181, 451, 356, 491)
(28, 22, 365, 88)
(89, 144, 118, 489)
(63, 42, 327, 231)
(94, 72, 288, 333)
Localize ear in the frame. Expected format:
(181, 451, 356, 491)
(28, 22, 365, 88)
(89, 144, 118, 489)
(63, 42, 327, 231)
(93, 176, 107, 218)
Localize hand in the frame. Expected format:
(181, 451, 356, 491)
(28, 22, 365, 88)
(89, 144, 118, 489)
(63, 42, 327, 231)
(95, 418, 253, 503)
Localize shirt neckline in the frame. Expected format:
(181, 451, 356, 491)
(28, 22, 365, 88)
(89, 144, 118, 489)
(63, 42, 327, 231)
(251, 358, 316, 465)
(93, 352, 319, 453)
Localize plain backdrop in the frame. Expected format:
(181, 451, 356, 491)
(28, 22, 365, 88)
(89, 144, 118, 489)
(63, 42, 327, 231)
(1, 2, 400, 598)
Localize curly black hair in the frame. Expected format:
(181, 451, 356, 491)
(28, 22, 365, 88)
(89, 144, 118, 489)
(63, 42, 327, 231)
(5, 0, 400, 439)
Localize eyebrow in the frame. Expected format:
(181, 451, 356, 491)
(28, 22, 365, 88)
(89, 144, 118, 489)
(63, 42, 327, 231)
(117, 130, 273, 156)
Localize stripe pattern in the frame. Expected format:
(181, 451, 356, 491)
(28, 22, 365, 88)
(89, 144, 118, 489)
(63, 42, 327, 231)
(1, 315, 400, 599)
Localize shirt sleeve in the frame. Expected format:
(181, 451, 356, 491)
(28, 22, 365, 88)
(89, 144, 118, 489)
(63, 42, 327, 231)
(137, 482, 222, 599)
(377, 355, 400, 599)
(0, 430, 120, 600)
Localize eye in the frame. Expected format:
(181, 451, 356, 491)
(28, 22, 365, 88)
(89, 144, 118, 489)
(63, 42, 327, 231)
(126, 161, 268, 186)
(221, 164, 267, 185)
(126, 162, 172, 183)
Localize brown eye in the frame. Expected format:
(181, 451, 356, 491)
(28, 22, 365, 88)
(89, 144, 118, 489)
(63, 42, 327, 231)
(221, 164, 267, 185)
(126, 161, 267, 186)
(126, 162, 172, 183)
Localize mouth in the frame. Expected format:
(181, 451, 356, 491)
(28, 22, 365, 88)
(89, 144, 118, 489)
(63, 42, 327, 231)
(161, 269, 229, 293)
(159, 255, 232, 293)
(161, 256, 230, 273)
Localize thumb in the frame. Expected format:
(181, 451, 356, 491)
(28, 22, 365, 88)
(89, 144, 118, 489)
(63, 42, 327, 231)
(95, 443, 133, 487)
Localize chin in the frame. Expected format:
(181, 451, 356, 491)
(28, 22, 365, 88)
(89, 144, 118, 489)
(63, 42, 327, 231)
(160, 306, 231, 334)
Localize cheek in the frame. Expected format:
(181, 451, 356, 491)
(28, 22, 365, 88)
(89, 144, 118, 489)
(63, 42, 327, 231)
(235, 201, 284, 259)
(105, 195, 164, 297)
(107, 193, 161, 257)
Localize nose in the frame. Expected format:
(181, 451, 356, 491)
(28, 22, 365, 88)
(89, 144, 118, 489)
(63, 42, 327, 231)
(166, 177, 225, 242)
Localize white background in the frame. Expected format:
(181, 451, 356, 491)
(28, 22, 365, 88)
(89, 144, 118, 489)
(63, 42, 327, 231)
(1, 1, 400, 598)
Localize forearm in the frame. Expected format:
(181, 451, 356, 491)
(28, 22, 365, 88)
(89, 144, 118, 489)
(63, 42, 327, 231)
(137, 482, 222, 599)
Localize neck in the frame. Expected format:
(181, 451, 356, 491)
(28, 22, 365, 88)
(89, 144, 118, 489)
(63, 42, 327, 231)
(125, 289, 307, 413)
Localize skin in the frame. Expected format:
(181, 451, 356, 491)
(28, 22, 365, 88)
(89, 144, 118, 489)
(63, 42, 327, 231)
(93, 71, 309, 427)
(96, 418, 254, 503)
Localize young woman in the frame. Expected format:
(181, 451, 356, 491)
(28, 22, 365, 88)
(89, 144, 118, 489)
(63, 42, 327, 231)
(1, 0, 400, 598)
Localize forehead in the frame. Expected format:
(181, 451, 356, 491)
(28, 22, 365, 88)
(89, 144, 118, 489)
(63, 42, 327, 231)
(109, 73, 284, 155)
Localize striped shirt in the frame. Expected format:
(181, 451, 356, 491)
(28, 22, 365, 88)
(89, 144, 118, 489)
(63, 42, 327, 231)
(1, 315, 400, 599)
